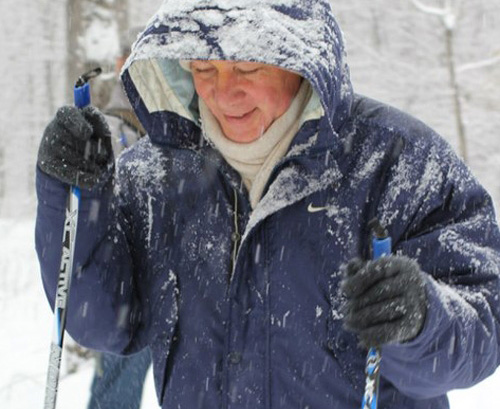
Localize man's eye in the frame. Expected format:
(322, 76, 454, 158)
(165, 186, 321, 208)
(194, 67, 215, 74)
(235, 63, 262, 75)
(191, 62, 216, 74)
(237, 68, 259, 75)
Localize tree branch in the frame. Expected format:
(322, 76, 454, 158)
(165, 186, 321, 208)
(457, 54, 500, 73)
(410, 0, 447, 17)
(411, 0, 456, 30)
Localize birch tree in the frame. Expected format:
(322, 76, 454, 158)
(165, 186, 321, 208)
(411, 0, 468, 162)
(67, 0, 121, 108)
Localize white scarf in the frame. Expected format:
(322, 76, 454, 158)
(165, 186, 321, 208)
(199, 80, 311, 208)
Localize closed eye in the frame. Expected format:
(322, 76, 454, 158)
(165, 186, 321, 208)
(236, 67, 260, 75)
(190, 61, 216, 75)
(235, 62, 262, 75)
(193, 67, 215, 74)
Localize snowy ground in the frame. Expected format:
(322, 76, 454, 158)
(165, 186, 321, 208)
(1, 217, 499, 409)
(0, 218, 159, 409)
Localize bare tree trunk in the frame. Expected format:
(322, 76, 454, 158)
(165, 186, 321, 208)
(410, 0, 468, 163)
(115, 0, 129, 45)
(369, 6, 383, 51)
(445, 26, 468, 163)
(66, 0, 125, 108)
(0, 148, 4, 201)
(66, 0, 86, 103)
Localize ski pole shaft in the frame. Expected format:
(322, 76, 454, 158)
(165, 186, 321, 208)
(43, 187, 80, 409)
(360, 219, 391, 409)
(43, 67, 101, 409)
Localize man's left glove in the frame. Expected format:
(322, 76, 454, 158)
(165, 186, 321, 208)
(341, 255, 427, 348)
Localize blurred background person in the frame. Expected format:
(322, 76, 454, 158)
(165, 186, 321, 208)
(86, 26, 149, 409)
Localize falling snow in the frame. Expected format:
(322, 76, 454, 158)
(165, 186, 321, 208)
(2, 0, 500, 408)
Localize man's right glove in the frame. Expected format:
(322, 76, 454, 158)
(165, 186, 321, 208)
(37, 106, 113, 189)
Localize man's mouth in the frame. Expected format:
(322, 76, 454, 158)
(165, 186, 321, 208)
(224, 108, 257, 122)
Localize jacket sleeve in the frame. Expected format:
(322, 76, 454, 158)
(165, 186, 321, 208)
(378, 134, 500, 398)
(35, 166, 144, 354)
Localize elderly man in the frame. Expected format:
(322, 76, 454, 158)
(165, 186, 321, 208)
(36, 1, 500, 409)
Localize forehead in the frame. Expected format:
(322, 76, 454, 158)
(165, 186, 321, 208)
(188, 60, 301, 80)
(190, 60, 263, 68)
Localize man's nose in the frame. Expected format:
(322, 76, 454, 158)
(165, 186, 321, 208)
(215, 71, 245, 107)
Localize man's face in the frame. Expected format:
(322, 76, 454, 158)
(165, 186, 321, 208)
(190, 60, 302, 143)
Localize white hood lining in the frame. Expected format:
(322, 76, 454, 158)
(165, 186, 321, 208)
(128, 59, 196, 122)
(128, 58, 325, 130)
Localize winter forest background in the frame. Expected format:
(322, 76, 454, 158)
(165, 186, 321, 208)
(0, 0, 499, 408)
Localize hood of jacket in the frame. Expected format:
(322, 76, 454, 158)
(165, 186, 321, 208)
(121, 0, 353, 149)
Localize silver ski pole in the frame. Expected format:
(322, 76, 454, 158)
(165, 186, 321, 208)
(43, 67, 101, 409)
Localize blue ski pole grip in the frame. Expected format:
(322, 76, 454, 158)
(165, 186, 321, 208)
(71, 83, 88, 196)
(372, 236, 391, 260)
(72, 67, 101, 197)
(74, 82, 90, 108)
(74, 67, 101, 108)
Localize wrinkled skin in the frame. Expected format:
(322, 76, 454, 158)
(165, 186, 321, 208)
(190, 60, 302, 143)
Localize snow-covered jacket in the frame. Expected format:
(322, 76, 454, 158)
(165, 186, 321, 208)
(36, 1, 500, 408)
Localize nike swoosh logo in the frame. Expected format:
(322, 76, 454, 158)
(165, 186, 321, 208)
(307, 203, 329, 213)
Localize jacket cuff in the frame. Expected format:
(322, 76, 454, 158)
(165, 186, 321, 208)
(382, 274, 446, 359)
(36, 165, 112, 205)
(36, 166, 71, 210)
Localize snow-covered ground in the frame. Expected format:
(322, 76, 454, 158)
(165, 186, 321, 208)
(1, 217, 499, 408)
(0, 218, 159, 409)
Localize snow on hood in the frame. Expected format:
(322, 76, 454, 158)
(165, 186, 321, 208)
(121, 0, 353, 147)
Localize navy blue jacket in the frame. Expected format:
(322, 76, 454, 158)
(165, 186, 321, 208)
(36, 1, 500, 408)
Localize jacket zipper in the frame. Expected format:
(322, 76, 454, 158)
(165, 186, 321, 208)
(222, 188, 243, 409)
(229, 188, 241, 284)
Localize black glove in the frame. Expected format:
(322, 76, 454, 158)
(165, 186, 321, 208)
(341, 255, 427, 348)
(37, 105, 113, 189)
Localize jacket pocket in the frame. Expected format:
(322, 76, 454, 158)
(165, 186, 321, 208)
(326, 316, 366, 390)
(326, 283, 366, 392)
(149, 268, 179, 406)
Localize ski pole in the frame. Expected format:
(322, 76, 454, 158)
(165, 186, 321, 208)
(43, 67, 102, 409)
(360, 219, 392, 409)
